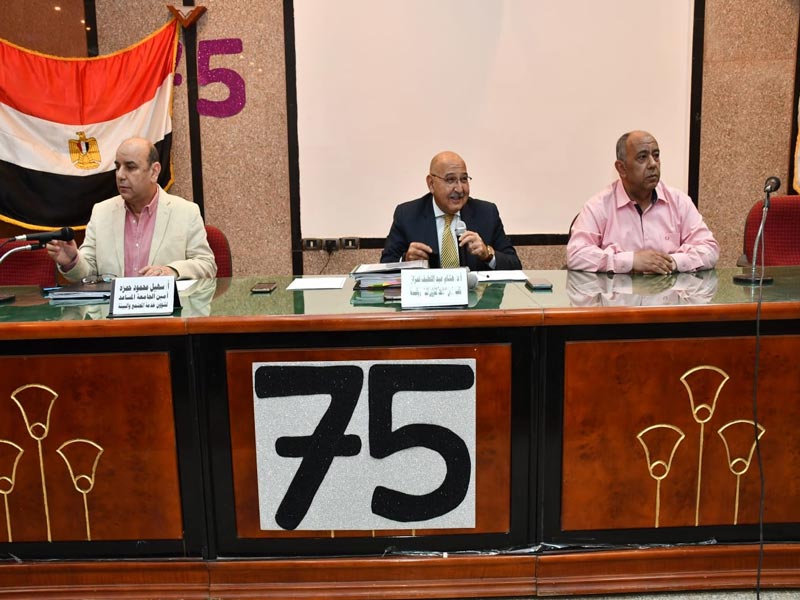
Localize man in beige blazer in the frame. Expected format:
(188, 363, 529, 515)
(48, 137, 217, 281)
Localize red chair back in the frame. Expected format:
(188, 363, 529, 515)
(0, 240, 57, 287)
(205, 225, 232, 277)
(742, 196, 800, 266)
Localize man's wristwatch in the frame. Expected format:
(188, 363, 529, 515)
(483, 245, 495, 262)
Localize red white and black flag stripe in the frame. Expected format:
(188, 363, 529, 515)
(0, 19, 179, 229)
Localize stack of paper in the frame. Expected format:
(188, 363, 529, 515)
(350, 259, 427, 289)
(47, 281, 112, 304)
(350, 288, 388, 306)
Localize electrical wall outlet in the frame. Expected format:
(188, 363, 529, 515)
(323, 239, 339, 253)
(302, 238, 323, 251)
(339, 237, 359, 250)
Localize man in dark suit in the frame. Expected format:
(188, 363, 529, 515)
(380, 151, 521, 271)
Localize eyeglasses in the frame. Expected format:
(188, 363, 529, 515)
(81, 273, 116, 284)
(430, 173, 472, 187)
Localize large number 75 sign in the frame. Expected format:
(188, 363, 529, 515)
(175, 39, 246, 118)
(253, 361, 476, 531)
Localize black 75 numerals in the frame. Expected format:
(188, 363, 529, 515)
(369, 364, 473, 522)
(254, 363, 473, 530)
(255, 365, 363, 531)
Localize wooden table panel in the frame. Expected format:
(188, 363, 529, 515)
(0, 352, 183, 542)
(208, 555, 535, 600)
(537, 544, 800, 595)
(0, 560, 207, 600)
(561, 335, 800, 531)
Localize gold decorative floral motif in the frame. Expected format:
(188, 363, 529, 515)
(637, 366, 765, 528)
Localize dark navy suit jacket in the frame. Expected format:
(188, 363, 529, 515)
(380, 193, 521, 271)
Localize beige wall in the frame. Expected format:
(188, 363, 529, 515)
(699, 0, 799, 267)
(95, 0, 291, 276)
(5, 1, 799, 275)
(308, 0, 800, 275)
(0, 0, 87, 56)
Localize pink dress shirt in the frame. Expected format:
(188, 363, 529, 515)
(61, 189, 160, 277)
(567, 180, 719, 273)
(122, 189, 159, 277)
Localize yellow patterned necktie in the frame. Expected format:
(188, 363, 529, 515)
(440, 213, 460, 268)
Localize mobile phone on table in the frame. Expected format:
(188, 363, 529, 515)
(0, 294, 15, 303)
(251, 282, 277, 294)
(525, 277, 553, 291)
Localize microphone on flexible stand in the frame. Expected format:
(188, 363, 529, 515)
(0, 243, 42, 267)
(733, 177, 780, 285)
(455, 219, 467, 266)
(0, 228, 75, 286)
(0, 236, 67, 273)
(12, 227, 75, 247)
(763, 176, 781, 195)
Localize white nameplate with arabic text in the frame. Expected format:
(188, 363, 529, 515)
(401, 268, 468, 309)
(109, 276, 179, 318)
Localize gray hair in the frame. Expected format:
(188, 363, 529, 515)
(147, 144, 159, 166)
(615, 132, 630, 161)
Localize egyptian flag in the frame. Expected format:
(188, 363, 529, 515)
(0, 18, 180, 230)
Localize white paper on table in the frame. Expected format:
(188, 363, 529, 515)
(287, 277, 347, 290)
(176, 280, 197, 292)
(474, 270, 527, 282)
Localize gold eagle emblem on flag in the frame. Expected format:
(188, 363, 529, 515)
(69, 131, 101, 170)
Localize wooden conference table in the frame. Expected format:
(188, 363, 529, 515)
(0, 267, 799, 598)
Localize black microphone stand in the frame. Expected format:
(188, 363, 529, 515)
(733, 188, 774, 286)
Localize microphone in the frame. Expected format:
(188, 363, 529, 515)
(734, 178, 779, 285)
(467, 270, 478, 289)
(763, 176, 781, 194)
(13, 227, 75, 245)
(455, 220, 467, 267)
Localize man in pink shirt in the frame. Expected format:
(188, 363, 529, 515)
(567, 131, 719, 274)
(47, 137, 216, 280)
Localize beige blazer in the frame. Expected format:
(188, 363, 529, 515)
(63, 187, 217, 281)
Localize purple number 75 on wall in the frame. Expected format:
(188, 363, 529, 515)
(174, 38, 247, 118)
